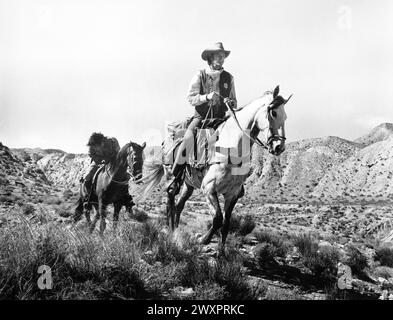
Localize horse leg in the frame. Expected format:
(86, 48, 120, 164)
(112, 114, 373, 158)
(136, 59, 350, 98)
(84, 207, 91, 227)
(201, 190, 223, 245)
(99, 201, 108, 236)
(73, 196, 84, 223)
(89, 204, 99, 234)
(174, 183, 194, 228)
(166, 189, 176, 231)
(221, 192, 240, 247)
(113, 202, 122, 231)
(166, 177, 182, 230)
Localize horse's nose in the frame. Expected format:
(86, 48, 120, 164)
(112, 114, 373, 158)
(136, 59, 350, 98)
(272, 140, 281, 154)
(269, 140, 285, 156)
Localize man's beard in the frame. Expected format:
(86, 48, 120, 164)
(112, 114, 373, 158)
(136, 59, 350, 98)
(211, 63, 223, 70)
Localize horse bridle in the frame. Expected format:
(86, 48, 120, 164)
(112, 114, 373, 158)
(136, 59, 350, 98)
(126, 145, 143, 182)
(219, 92, 288, 151)
(103, 145, 142, 184)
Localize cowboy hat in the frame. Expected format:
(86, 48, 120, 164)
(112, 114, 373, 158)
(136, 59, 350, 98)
(201, 42, 230, 61)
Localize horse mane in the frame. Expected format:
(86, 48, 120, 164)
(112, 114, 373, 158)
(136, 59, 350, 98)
(115, 142, 132, 165)
(115, 141, 145, 167)
(234, 90, 273, 112)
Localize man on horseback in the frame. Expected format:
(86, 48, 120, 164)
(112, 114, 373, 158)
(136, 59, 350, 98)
(74, 132, 133, 220)
(168, 42, 237, 191)
(84, 132, 120, 189)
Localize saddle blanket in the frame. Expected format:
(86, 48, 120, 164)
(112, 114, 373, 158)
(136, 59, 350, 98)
(162, 117, 227, 168)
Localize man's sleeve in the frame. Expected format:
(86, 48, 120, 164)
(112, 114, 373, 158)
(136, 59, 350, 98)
(229, 75, 237, 109)
(187, 71, 209, 106)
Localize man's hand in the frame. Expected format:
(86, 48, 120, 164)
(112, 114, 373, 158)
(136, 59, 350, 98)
(223, 97, 236, 108)
(206, 91, 219, 104)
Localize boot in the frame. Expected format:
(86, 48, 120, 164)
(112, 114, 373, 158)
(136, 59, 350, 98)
(166, 163, 186, 194)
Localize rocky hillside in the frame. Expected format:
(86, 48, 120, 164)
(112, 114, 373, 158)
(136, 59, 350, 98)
(354, 123, 393, 147)
(247, 136, 362, 202)
(37, 153, 90, 191)
(0, 142, 51, 204)
(11, 146, 90, 192)
(2, 122, 393, 205)
(11, 147, 65, 162)
(313, 137, 393, 201)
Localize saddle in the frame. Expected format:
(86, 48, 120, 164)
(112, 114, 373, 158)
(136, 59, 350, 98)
(163, 116, 228, 169)
(83, 163, 106, 208)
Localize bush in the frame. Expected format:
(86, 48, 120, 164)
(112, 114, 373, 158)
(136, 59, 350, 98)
(21, 204, 35, 215)
(193, 281, 225, 300)
(346, 246, 368, 276)
(293, 234, 340, 284)
(264, 287, 303, 300)
(43, 196, 62, 205)
(254, 229, 289, 260)
(132, 207, 149, 222)
(255, 242, 282, 267)
(139, 221, 160, 248)
(213, 254, 256, 299)
(375, 247, 393, 268)
(206, 214, 255, 237)
(373, 266, 393, 280)
(305, 246, 340, 282)
(58, 206, 72, 218)
(228, 214, 241, 233)
(238, 215, 256, 236)
(293, 233, 319, 258)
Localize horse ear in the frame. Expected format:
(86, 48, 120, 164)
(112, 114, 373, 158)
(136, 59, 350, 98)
(141, 142, 146, 149)
(273, 85, 280, 98)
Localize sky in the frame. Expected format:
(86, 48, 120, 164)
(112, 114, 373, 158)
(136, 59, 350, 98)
(0, 0, 392, 153)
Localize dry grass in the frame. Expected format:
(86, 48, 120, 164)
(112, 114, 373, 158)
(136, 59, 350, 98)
(0, 208, 257, 300)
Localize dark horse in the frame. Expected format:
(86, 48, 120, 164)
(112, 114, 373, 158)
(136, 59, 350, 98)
(74, 141, 146, 235)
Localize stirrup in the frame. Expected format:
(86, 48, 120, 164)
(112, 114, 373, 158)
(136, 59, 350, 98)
(83, 201, 90, 211)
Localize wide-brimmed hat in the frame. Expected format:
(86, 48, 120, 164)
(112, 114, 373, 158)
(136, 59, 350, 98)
(201, 42, 230, 61)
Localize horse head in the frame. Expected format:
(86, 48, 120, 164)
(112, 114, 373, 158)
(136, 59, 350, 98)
(126, 141, 146, 183)
(253, 85, 292, 156)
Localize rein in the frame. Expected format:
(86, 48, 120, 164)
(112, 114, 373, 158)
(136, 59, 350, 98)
(104, 164, 129, 185)
(103, 145, 140, 185)
(214, 91, 269, 149)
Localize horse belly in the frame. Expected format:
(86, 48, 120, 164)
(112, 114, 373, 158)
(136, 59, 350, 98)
(215, 173, 246, 195)
(202, 164, 247, 195)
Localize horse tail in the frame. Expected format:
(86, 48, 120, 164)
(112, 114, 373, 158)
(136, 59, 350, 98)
(134, 158, 165, 203)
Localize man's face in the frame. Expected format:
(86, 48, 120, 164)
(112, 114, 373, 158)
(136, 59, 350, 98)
(210, 52, 226, 70)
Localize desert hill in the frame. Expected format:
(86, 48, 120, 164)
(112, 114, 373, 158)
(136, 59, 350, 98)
(11, 147, 65, 162)
(10, 146, 90, 191)
(0, 142, 51, 204)
(313, 137, 393, 201)
(37, 152, 90, 190)
(2, 123, 393, 204)
(354, 123, 393, 147)
(247, 136, 362, 202)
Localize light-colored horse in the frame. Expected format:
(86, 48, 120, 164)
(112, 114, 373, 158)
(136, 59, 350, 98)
(139, 86, 291, 246)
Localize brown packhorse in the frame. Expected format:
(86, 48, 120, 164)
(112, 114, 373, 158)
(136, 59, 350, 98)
(75, 141, 146, 235)
(138, 86, 291, 247)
